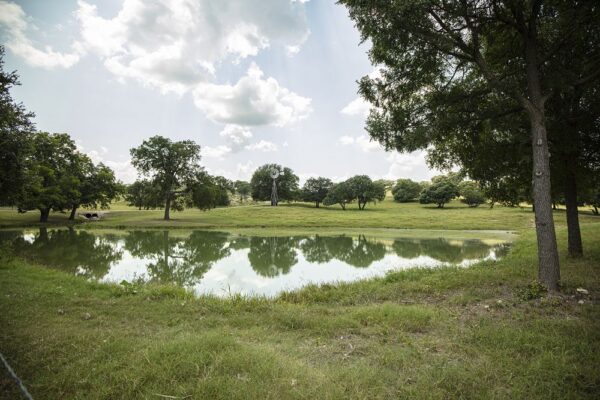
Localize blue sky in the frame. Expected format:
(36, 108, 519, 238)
(0, 0, 439, 183)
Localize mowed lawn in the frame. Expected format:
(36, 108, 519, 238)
(1, 198, 597, 231)
(0, 200, 599, 399)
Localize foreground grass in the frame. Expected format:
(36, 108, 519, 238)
(1, 220, 599, 399)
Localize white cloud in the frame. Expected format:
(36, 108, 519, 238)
(0, 1, 81, 69)
(340, 97, 370, 117)
(338, 135, 356, 145)
(219, 124, 253, 151)
(245, 140, 277, 152)
(2, 0, 312, 126)
(204, 124, 278, 159)
(338, 134, 382, 152)
(383, 151, 440, 181)
(75, 0, 310, 94)
(192, 62, 312, 126)
(202, 145, 232, 159)
(206, 160, 256, 181)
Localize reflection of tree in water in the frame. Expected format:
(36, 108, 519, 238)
(247, 237, 300, 277)
(9, 227, 122, 279)
(392, 238, 496, 263)
(123, 230, 230, 286)
(228, 236, 250, 250)
(332, 235, 386, 268)
(300, 235, 386, 268)
(299, 235, 333, 263)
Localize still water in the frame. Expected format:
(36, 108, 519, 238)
(0, 228, 512, 297)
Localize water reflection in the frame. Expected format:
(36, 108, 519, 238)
(0, 229, 512, 296)
(392, 238, 494, 263)
(123, 231, 230, 286)
(7, 228, 122, 279)
(248, 237, 301, 277)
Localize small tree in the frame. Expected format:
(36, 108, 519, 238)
(459, 181, 486, 208)
(233, 180, 251, 203)
(323, 182, 354, 210)
(374, 179, 394, 192)
(125, 180, 163, 210)
(188, 172, 219, 211)
(130, 136, 202, 220)
(212, 176, 232, 206)
(68, 156, 120, 220)
(346, 175, 385, 210)
(419, 177, 459, 208)
(392, 179, 422, 203)
(302, 177, 333, 208)
(250, 164, 299, 202)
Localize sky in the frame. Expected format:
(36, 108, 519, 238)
(0, 0, 440, 184)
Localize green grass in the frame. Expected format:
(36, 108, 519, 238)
(0, 200, 599, 399)
(1, 199, 598, 231)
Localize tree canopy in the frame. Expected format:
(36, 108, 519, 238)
(17, 132, 79, 222)
(392, 179, 422, 203)
(250, 164, 299, 202)
(130, 135, 202, 220)
(302, 177, 333, 208)
(419, 176, 460, 208)
(346, 175, 386, 210)
(0, 46, 35, 206)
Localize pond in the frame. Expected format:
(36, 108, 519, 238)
(0, 228, 514, 297)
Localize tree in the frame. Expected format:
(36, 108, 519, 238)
(0, 46, 35, 205)
(250, 164, 299, 202)
(212, 176, 232, 206)
(459, 181, 486, 208)
(233, 180, 251, 203)
(68, 155, 120, 220)
(339, 0, 600, 291)
(17, 132, 79, 222)
(374, 179, 394, 192)
(130, 136, 202, 220)
(188, 172, 219, 211)
(419, 177, 459, 208)
(346, 175, 386, 210)
(302, 177, 333, 208)
(323, 181, 354, 210)
(392, 179, 422, 203)
(125, 180, 163, 210)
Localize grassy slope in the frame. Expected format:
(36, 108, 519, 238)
(0, 200, 599, 399)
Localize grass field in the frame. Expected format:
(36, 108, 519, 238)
(0, 198, 598, 231)
(1, 199, 599, 399)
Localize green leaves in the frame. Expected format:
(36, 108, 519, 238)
(130, 135, 203, 217)
(419, 175, 460, 208)
(301, 177, 333, 207)
(250, 164, 300, 202)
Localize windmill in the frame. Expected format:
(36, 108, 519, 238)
(270, 167, 285, 206)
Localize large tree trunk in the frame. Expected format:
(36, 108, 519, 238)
(564, 158, 583, 257)
(69, 205, 78, 221)
(39, 208, 50, 223)
(528, 111, 560, 291)
(164, 196, 171, 220)
(522, 30, 560, 292)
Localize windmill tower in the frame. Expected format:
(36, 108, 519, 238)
(270, 168, 284, 206)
